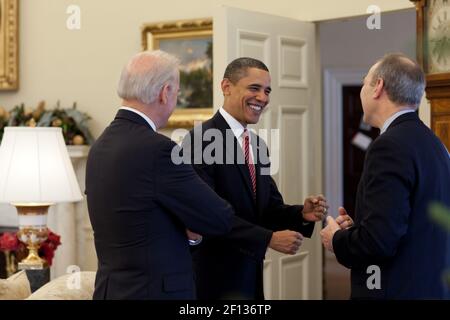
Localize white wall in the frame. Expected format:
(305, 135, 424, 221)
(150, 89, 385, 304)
(221, 0, 414, 21)
(0, 0, 216, 138)
(320, 9, 416, 69)
(319, 8, 431, 127)
(0, 0, 415, 138)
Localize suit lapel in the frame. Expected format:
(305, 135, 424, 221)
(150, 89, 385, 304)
(213, 112, 255, 201)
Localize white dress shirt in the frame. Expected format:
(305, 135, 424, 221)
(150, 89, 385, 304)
(219, 107, 254, 160)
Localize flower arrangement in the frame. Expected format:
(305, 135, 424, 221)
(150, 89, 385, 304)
(37, 230, 62, 267)
(0, 101, 94, 145)
(0, 229, 62, 276)
(0, 232, 18, 252)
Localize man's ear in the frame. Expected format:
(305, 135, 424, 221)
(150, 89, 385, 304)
(373, 78, 384, 99)
(221, 78, 232, 97)
(159, 83, 170, 105)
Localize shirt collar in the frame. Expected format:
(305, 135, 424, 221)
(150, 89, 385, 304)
(219, 107, 246, 140)
(120, 106, 156, 131)
(380, 109, 415, 135)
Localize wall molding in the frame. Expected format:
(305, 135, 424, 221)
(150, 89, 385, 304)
(323, 68, 365, 217)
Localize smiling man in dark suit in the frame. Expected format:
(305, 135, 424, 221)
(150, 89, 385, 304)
(85, 50, 234, 300)
(321, 53, 450, 299)
(182, 57, 327, 300)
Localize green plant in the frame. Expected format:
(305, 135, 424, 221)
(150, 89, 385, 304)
(0, 108, 8, 142)
(429, 202, 450, 287)
(0, 101, 94, 145)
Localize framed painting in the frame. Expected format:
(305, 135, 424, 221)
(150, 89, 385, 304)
(142, 18, 213, 128)
(0, 0, 18, 90)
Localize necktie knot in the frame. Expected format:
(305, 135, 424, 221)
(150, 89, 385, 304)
(242, 128, 249, 139)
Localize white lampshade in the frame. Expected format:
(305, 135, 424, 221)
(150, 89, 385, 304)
(0, 127, 83, 204)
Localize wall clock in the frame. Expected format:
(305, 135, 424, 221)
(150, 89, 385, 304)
(412, 0, 450, 150)
(425, 0, 450, 74)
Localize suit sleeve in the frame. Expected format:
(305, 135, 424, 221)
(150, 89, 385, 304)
(261, 176, 315, 237)
(183, 131, 273, 261)
(193, 159, 273, 262)
(333, 137, 414, 269)
(154, 139, 233, 237)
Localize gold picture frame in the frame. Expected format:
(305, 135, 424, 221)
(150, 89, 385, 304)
(0, 0, 18, 90)
(142, 18, 213, 128)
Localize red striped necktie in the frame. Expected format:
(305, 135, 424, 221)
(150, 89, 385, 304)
(242, 128, 257, 198)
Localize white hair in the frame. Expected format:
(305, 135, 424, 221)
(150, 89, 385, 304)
(117, 50, 180, 105)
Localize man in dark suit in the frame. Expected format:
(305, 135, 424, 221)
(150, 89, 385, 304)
(85, 50, 234, 300)
(321, 53, 450, 299)
(182, 57, 328, 300)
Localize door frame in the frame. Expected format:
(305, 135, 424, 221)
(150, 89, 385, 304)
(323, 68, 365, 219)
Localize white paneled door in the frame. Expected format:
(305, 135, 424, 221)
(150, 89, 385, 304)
(214, 6, 322, 299)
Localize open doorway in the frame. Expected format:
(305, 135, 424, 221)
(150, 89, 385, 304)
(342, 85, 379, 216)
(323, 85, 379, 300)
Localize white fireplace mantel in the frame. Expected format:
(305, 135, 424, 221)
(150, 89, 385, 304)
(67, 145, 90, 159)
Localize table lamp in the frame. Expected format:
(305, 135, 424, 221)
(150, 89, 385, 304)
(0, 127, 83, 270)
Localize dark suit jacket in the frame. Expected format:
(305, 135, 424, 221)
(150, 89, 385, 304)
(333, 112, 450, 299)
(85, 109, 233, 300)
(183, 111, 315, 300)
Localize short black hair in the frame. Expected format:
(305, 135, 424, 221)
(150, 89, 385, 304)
(223, 57, 269, 84)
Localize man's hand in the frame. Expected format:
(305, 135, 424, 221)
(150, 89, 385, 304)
(335, 207, 354, 229)
(186, 229, 202, 245)
(302, 194, 329, 222)
(320, 216, 340, 252)
(269, 230, 303, 254)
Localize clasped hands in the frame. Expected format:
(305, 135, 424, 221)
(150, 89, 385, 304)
(269, 194, 329, 255)
(320, 207, 354, 252)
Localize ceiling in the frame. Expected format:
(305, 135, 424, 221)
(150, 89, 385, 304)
(217, 0, 415, 22)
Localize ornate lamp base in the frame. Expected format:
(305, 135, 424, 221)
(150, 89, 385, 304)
(18, 246, 46, 270)
(14, 204, 51, 270)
